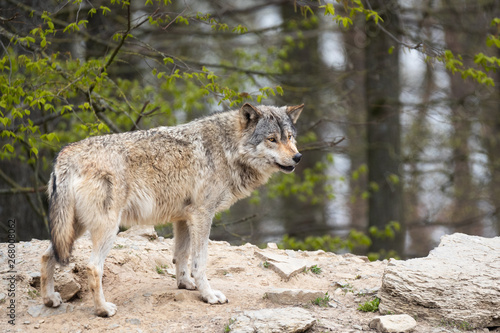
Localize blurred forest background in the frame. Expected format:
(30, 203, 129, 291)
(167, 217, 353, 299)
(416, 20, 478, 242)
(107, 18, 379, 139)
(1, 0, 499, 259)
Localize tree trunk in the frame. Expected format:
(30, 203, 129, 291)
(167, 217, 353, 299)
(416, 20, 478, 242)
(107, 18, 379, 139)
(343, 19, 368, 231)
(365, 0, 405, 256)
(443, 0, 482, 235)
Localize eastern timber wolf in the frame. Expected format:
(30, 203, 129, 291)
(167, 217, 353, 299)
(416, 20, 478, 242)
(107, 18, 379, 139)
(41, 103, 303, 317)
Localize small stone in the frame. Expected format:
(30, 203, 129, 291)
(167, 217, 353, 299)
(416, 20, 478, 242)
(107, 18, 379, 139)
(55, 272, 81, 301)
(34, 324, 40, 329)
(143, 292, 152, 297)
(0, 293, 6, 302)
(24, 321, 31, 325)
(126, 318, 141, 325)
(254, 250, 310, 280)
(267, 243, 278, 249)
(369, 314, 417, 333)
(328, 302, 337, 308)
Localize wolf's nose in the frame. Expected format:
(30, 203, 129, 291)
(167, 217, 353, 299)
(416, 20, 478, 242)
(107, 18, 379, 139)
(293, 153, 302, 163)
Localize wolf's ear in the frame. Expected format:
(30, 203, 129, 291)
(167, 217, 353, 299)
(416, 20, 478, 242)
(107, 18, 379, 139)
(286, 104, 304, 124)
(240, 103, 262, 129)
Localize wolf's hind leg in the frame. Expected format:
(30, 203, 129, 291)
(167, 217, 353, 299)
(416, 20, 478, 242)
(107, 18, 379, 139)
(41, 222, 85, 308)
(41, 245, 62, 308)
(190, 214, 228, 304)
(173, 220, 196, 290)
(87, 223, 118, 317)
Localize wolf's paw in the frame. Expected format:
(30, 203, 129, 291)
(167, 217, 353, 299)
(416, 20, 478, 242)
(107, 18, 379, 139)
(177, 277, 196, 290)
(43, 292, 62, 308)
(96, 302, 117, 317)
(202, 289, 228, 304)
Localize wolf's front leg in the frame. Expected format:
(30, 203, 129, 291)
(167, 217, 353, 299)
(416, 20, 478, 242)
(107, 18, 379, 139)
(190, 215, 228, 304)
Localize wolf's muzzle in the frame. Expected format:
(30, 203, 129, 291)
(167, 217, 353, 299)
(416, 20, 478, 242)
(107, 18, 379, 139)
(293, 153, 302, 163)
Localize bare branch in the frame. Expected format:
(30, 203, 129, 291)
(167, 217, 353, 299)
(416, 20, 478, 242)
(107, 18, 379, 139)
(299, 137, 346, 152)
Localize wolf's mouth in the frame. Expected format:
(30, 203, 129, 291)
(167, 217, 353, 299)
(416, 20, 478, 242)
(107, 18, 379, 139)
(276, 163, 295, 173)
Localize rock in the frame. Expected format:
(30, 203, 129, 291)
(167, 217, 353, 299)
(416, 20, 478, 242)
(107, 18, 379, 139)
(126, 318, 141, 325)
(379, 233, 500, 329)
(28, 303, 74, 318)
(229, 307, 316, 333)
(255, 250, 313, 280)
(118, 225, 158, 241)
(369, 314, 417, 332)
(55, 272, 81, 301)
(265, 288, 326, 305)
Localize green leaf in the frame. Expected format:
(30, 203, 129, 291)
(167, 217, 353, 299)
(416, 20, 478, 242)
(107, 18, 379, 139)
(320, 3, 335, 16)
(3, 144, 14, 153)
(163, 57, 174, 65)
(100, 6, 111, 15)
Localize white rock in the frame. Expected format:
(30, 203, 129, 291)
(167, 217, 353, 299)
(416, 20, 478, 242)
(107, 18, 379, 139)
(369, 314, 417, 333)
(230, 307, 315, 333)
(255, 250, 313, 280)
(118, 225, 158, 241)
(379, 233, 500, 329)
(265, 288, 326, 305)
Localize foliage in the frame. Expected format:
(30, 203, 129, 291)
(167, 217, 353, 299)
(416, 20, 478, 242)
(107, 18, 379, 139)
(279, 230, 371, 253)
(155, 264, 168, 275)
(267, 153, 336, 205)
(367, 249, 400, 262)
(309, 265, 322, 275)
(368, 221, 401, 241)
(224, 318, 235, 333)
(357, 297, 380, 312)
(311, 292, 330, 307)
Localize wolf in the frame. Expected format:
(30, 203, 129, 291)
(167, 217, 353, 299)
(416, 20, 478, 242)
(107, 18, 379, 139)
(40, 103, 303, 317)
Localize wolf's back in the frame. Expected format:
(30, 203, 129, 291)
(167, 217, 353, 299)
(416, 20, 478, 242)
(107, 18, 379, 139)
(48, 164, 77, 265)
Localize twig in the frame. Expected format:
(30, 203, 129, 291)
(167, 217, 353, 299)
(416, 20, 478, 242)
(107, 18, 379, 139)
(365, 0, 423, 51)
(299, 137, 345, 152)
(163, 8, 186, 31)
(0, 186, 48, 195)
(130, 101, 161, 131)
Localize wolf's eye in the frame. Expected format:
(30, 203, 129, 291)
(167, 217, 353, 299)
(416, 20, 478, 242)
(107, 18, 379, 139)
(288, 134, 293, 140)
(268, 137, 276, 143)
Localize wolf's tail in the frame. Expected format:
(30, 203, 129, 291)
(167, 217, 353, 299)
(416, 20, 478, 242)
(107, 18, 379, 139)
(48, 170, 77, 266)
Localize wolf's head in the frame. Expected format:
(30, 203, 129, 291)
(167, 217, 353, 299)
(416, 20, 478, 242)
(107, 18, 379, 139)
(239, 103, 304, 174)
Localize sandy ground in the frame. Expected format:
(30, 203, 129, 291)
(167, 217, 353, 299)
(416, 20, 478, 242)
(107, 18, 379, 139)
(0, 230, 496, 333)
